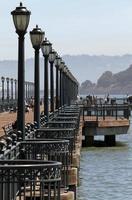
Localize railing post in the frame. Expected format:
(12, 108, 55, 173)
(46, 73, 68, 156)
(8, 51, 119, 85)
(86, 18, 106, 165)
(96, 105, 98, 121)
(14, 79, 17, 100)
(11, 78, 14, 101)
(83, 107, 84, 121)
(1, 77, 5, 102)
(101, 103, 102, 116)
(6, 77, 10, 103)
(116, 104, 117, 120)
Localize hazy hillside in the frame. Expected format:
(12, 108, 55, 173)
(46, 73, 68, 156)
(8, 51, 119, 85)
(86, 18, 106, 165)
(0, 59, 44, 88)
(0, 54, 132, 89)
(80, 65, 132, 95)
(63, 54, 132, 83)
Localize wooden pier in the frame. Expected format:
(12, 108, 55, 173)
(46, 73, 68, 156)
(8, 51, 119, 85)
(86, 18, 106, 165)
(82, 104, 130, 146)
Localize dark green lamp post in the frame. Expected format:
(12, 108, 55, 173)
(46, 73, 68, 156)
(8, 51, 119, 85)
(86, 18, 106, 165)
(41, 38, 52, 121)
(11, 2, 31, 139)
(54, 55, 61, 109)
(49, 49, 56, 112)
(30, 25, 44, 128)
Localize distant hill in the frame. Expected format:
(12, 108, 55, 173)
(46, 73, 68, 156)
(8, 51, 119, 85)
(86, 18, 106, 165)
(0, 58, 43, 88)
(63, 54, 132, 83)
(1, 54, 132, 89)
(79, 65, 132, 95)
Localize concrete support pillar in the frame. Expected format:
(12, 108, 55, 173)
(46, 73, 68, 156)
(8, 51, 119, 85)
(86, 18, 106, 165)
(61, 191, 74, 200)
(68, 167, 77, 200)
(72, 152, 80, 169)
(105, 135, 116, 146)
(84, 135, 94, 147)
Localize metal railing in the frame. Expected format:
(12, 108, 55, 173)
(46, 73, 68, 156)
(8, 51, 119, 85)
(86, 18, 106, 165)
(35, 128, 77, 163)
(0, 160, 61, 200)
(0, 138, 70, 189)
(83, 104, 130, 120)
(0, 104, 81, 198)
(0, 100, 17, 113)
(45, 121, 78, 129)
(52, 116, 78, 121)
(20, 140, 70, 188)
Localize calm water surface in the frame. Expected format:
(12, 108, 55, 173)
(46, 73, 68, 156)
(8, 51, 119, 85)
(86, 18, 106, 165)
(77, 117, 132, 200)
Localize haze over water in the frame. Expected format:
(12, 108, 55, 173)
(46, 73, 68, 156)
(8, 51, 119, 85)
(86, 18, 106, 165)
(77, 115, 132, 200)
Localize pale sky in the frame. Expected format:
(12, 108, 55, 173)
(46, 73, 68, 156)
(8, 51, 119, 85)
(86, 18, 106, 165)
(0, 0, 132, 60)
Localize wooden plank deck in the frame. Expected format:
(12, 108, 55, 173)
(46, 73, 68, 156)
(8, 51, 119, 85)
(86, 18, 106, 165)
(84, 116, 130, 128)
(0, 106, 44, 137)
(0, 109, 33, 137)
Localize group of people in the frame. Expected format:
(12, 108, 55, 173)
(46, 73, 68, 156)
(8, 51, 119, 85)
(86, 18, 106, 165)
(83, 94, 117, 105)
(104, 94, 110, 104)
(85, 95, 98, 105)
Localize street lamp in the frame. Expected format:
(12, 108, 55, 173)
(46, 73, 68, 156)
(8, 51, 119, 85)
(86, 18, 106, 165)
(14, 79, 17, 100)
(66, 69, 71, 105)
(27, 82, 30, 99)
(1, 77, 5, 102)
(59, 61, 65, 108)
(11, 78, 14, 101)
(25, 81, 28, 100)
(11, 3, 31, 139)
(28, 82, 32, 98)
(62, 65, 68, 106)
(64, 67, 69, 105)
(49, 49, 56, 112)
(41, 38, 52, 121)
(6, 77, 10, 103)
(54, 55, 61, 109)
(30, 25, 44, 128)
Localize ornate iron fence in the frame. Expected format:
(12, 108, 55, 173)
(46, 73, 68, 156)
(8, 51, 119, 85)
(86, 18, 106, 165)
(83, 104, 130, 120)
(0, 139, 70, 189)
(0, 160, 61, 200)
(45, 121, 78, 129)
(19, 140, 70, 188)
(35, 128, 77, 163)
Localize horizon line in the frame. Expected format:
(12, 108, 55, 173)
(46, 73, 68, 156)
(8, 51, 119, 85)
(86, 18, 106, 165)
(1, 53, 132, 62)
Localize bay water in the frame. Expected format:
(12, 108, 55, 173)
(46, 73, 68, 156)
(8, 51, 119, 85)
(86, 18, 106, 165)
(77, 114, 132, 200)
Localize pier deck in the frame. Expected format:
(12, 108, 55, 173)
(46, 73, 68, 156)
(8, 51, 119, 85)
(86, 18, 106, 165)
(0, 106, 45, 137)
(0, 109, 33, 137)
(84, 116, 129, 128)
(83, 116, 129, 138)
(82, 104, 130, 146)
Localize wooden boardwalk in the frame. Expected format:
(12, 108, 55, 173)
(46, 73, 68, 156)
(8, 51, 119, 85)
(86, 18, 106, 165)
(0, 109, 34, 137)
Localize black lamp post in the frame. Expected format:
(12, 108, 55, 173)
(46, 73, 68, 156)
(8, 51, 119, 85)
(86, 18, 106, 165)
(32, 82, 34, 98)
(75, 80, 78, 100)
(29, 82, 32, 99)
(25, 81, 28, 100)
(30, 25, 44, 128)
(54, 55, 61, 109)
(65, 68, 69, 105)
(11, 3, 31, 139)
(14, 79, 17, 100)
(69, 72, 73, 104)
(67, 69, 71, 105)
(27, 82, 30, 99)
(1, 77, 5, 102)
(49, 49, 56, 112)
(6, 77, 10, 103)
(41, 38, 52, 121)
(28, 82, 31, 98)
(59, 61, 65, 108)
(73, 79, 75, 101)
(76, 80, 79, 100)
(11, 78, 14, 101)
(63, 66, 68, 106)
